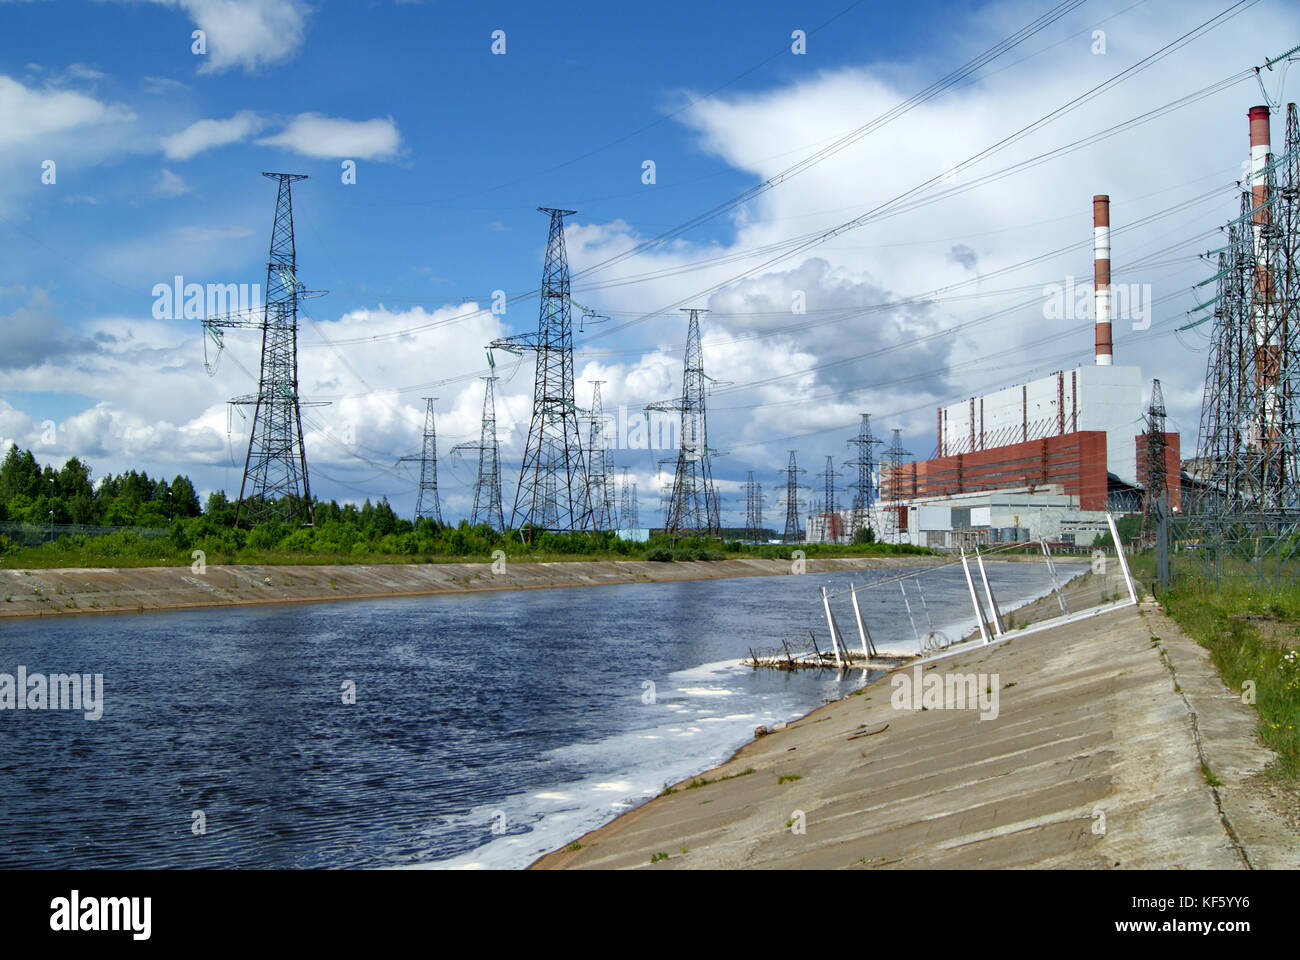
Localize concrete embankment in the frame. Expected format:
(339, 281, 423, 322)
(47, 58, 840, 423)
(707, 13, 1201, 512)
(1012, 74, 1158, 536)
(533, 582, 1300, 870)
(0, 555, 938, 620)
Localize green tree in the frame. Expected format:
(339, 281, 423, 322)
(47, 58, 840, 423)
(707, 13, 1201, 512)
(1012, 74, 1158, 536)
(170, 476, 201, 518)
(0, 447, 42, 504)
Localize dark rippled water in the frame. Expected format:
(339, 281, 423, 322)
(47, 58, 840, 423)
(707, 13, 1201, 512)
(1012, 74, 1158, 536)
(0, 561, 1076, 869)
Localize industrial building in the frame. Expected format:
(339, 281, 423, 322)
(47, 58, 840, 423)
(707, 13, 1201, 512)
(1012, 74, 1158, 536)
(808, 195, 1180, 549)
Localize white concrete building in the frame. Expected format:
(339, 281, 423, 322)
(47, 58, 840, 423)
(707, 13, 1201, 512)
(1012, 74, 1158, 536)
(937, 364, 1146, 486)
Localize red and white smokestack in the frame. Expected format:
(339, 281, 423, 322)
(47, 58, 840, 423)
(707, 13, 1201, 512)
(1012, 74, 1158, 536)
(1248, 104, 1279, 447)
(1093, 194, 1112, 366)
(1249, 105, 1279, 447)
(1250, 106, 1272, 287)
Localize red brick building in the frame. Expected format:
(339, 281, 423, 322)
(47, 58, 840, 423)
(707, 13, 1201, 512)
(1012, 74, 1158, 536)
(884, 431, 1111, 510)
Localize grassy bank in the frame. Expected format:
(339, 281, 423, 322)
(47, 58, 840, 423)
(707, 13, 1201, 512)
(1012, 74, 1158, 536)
(1133, 553, 1300, 780)
(0, 525, 930, 571)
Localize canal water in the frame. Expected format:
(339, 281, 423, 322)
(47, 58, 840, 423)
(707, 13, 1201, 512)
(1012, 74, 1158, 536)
(0, 560, 1081, 869)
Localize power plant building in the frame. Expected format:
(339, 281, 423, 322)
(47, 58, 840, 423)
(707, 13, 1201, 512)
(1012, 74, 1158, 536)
(811, 194, 1181, 548)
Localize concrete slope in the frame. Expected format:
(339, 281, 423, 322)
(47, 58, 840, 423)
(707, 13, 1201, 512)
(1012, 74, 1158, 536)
(533, 598, 1297, 870)
(0, 556, 935, 620)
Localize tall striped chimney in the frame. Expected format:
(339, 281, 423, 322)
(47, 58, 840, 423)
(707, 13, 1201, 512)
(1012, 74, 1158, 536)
(1249, 105, 1279, 449)
(1093, 194, 1112, 366)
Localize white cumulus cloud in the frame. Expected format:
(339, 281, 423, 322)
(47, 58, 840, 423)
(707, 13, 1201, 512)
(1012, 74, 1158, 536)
(160, 109, 262, 160)
(142, 0, 310, 75)
(257, 113, 403, 160)
(0, 75, 132, 149)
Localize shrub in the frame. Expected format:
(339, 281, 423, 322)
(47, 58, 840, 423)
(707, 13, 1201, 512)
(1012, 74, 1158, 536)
(278, 529, 315, 553)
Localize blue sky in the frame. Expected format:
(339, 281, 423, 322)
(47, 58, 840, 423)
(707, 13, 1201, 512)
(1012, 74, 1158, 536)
(3, 0, 1300, 525)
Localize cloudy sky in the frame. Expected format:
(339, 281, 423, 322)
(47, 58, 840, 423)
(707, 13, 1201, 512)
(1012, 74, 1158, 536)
(2, 0, 1299, 526)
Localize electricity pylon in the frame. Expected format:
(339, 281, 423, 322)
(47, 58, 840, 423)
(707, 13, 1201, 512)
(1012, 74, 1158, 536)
(845, 413, 883, 541)
(744, 470, 763, 542)
(780, 451, 805, 543)
(453, 376, 505, 532)
(816, 455, 842, 544)
(1141, 379, 1168, 544)
(201, 172, 324, 527)
(647, 308, 720, 536)
(881, 429, 911, 542)
(491, 207, 590, 536)
(399, 398, 443, 526)
(583, 381, 615, 530)
(1188, 102, 1300, 585)
(618, 467, 640, 533)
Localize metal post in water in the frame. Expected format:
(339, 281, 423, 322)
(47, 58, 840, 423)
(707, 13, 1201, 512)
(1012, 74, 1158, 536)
(900, 580, 925, 654)
(1040, 540, 1069, 614)
(960, 549, 991, 645)
(850, 584, 876, 658)
(821, 586, 844, 669)
(974, 546, 1004, 636)
(915, 580, 938, 644)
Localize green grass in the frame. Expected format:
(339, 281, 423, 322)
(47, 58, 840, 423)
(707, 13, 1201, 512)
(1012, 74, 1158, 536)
(649, 852, 669, 864)
(0, 536, 933, 571)
(1132, 554, 1300, 780)
(777, 774, 802, 785)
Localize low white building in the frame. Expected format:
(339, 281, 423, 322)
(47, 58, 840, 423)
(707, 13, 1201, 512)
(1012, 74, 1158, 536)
(822, 485, 1113, 549)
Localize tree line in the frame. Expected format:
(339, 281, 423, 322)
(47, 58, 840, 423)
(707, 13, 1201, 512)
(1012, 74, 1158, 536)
(0, 446, 927, 566)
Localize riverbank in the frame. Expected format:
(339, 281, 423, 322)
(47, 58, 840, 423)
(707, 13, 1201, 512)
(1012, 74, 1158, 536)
(0, 555, 944, 620)
(532, 572, 1300, 870)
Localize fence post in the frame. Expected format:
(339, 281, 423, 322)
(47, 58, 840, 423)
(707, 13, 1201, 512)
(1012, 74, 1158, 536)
(1156, 496, 1170, 594)
(1106, 512, 1138, 604)
(1040, 540, 1069, 614)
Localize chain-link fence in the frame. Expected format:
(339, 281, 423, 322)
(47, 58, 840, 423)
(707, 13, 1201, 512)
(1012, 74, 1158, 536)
(0, 521, 169, 548)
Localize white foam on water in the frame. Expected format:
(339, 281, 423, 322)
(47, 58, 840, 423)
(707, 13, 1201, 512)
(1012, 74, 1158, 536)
(676, 687, 736, 697)
(418, 658, 814, 870)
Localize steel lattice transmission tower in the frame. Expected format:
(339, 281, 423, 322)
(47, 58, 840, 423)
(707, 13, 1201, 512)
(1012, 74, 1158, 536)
(816, 455, 842, 544)
(744, 470, 764, 542)
(1140, 379, 1168, 543)
(648, 308, 721, 536)
(452, 377, 505, 532)
(399, 398, 443, 526)
(203, 173, 322, 527)
(492, 208, 590, 536)
(845, 413, 883, 541)
(618, 467, 639, 533)
(583, 381, 616, 531)
(780, 451, 806, 543)
(658, 464, 675, 529)
(1188, 103, 1300, 584)
(881, 429, 912, 542)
